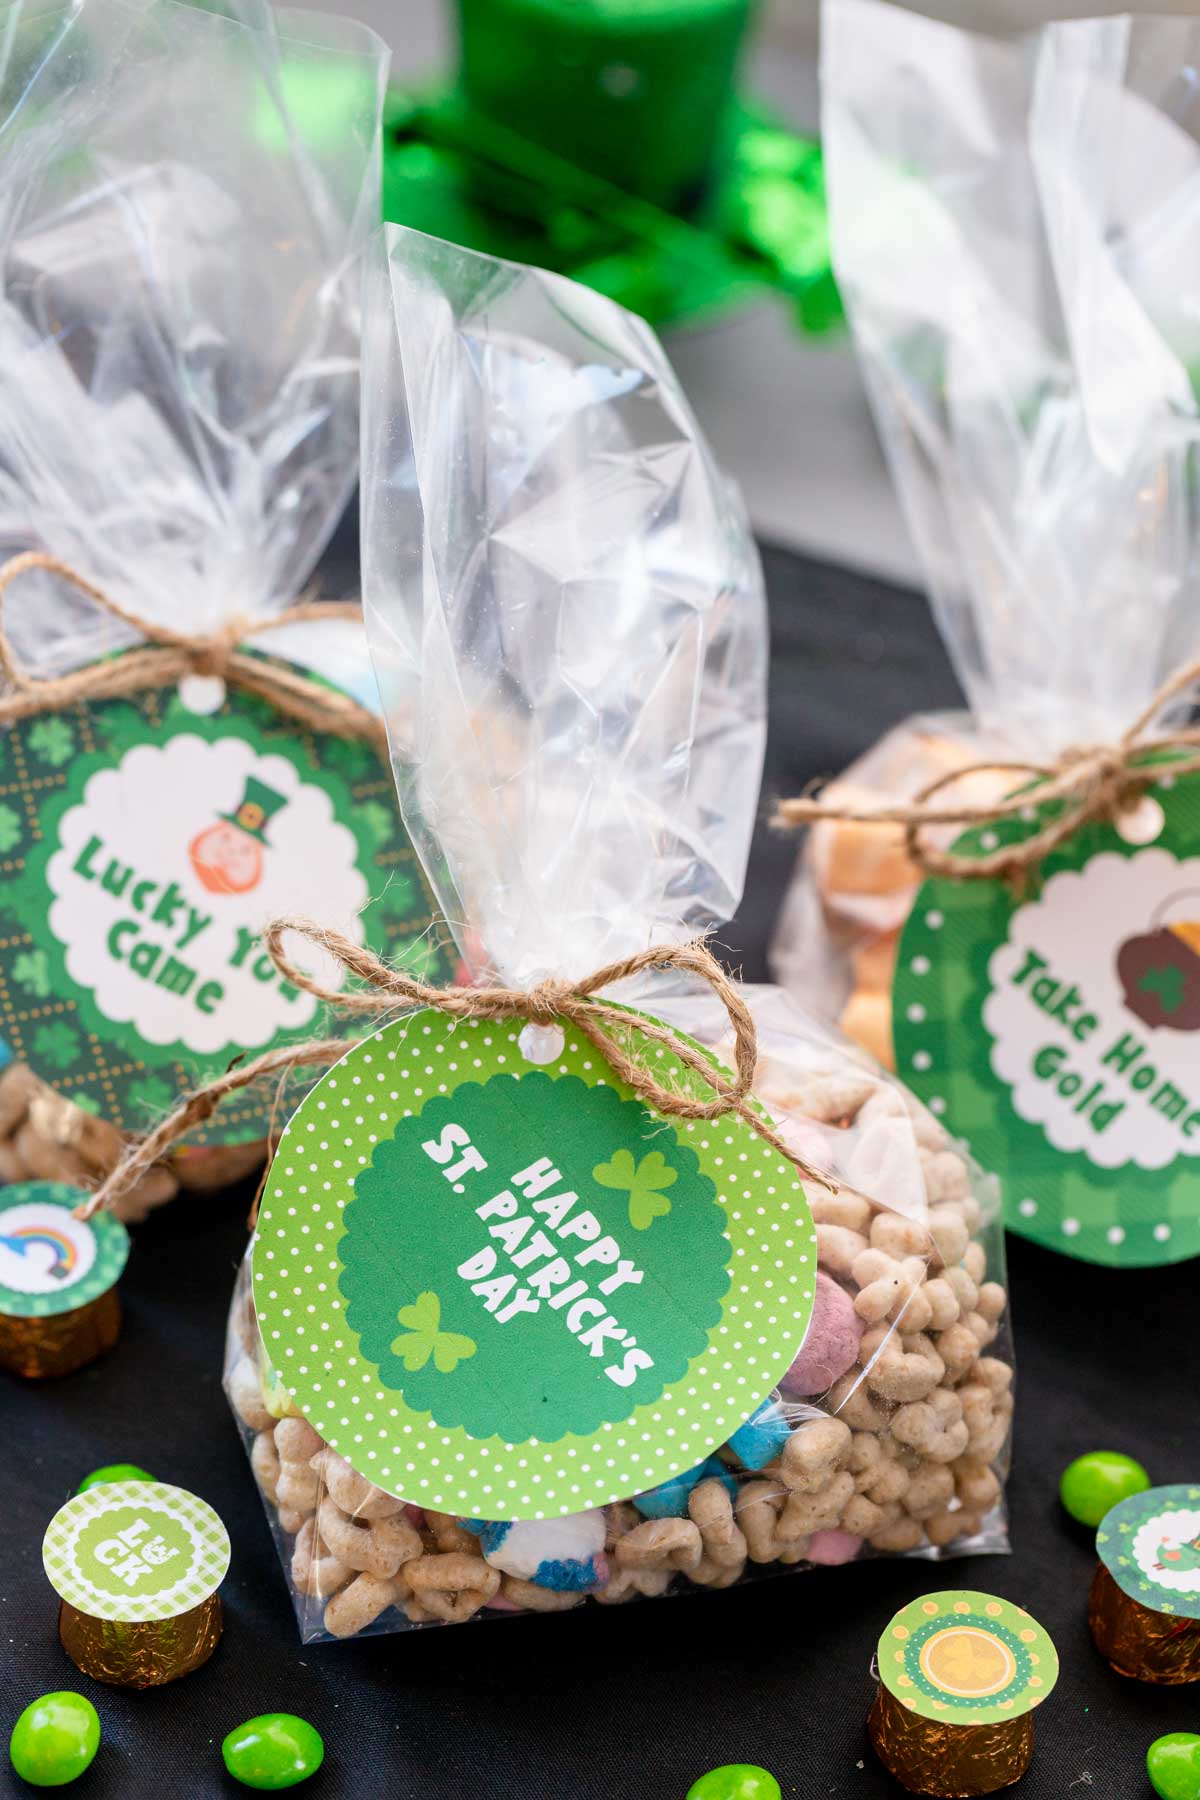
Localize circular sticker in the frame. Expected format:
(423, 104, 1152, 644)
(893, 767, 1200, 1267)
(878, 1591, 1059, 1725)
(1097, 1484, 1200, 1619)
(255, 1007, 817, 1521)
(0, 670, 441, 1142)
(43, 1481, 230, 1622)
(0, 1182, 128, 1318)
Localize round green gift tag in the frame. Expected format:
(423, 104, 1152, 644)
(255, 1006, 817, 1520)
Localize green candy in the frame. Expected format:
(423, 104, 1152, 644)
(1060, 1451, 1151, 1526)
(9, 1692, 100, 1788)
(222, 1714, 325, 1790)
(687, 1767, 781, 1800)
(1148, 1733, 1200, 1800)
(76, 1463, 155, 1493)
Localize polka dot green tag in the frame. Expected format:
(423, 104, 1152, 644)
(1097, 1484, 1200, 1621)
(892, 766, 1200, 1267)
(878, 1591, 1059, 1725)
(0, 1182, 128, 1318)
(255, 1007, 817, 1520)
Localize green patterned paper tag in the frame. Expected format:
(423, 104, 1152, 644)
(0, 1180, 128, 1318)
(255, 1007, 817, 1521)
(1097, 1484, 1200, 1620)
(0, 668, 443, 1143)
(43, 1481, 230, 1622)
(878, 1591, 1058, 1725)
(893, 769, 1200, 1266)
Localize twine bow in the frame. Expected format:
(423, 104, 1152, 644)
(76, 923, 835, 1218)
(774, 656, 1200, 886)
(0, 551, 387, 752)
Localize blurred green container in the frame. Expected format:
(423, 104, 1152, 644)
(455, 0, 758, 212)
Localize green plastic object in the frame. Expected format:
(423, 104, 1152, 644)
(687, 1767, 782, 1800)
(222, 1715, 325, 1790)
(1148, 1733, 1200, 1800)
(1060, 1451, 1151, 1527)
(383, 89, 836, 333)
(456, 0, 755, 212)
(76, 1462, 155, 1492)
(9, 1692, 100, 1789)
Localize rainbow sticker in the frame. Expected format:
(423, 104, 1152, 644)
(0, 1183, 128, 1318)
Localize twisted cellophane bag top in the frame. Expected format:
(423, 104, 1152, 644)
(774, 1, 1200, 1071)
(224, 225, 1014, 1642)
(0, 0, 394, 1209)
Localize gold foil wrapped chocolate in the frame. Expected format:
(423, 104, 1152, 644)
(59, 1592, 223, 1688)
(43, 1481, 230, 1689)
(0, 1286, 120, 1378)
(1091, 1485, 1200, 1685)
(0, 1182, 128, 1377)
(869, 1592, 1059, 1798)
(868, 1685, 1033, 1798)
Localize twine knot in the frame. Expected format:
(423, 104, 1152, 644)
(0, 550, 386, 753)
(76, 923, 833, 1218)
(773, 656, 1200, 886)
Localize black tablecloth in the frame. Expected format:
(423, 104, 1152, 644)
(4, 541, 1196, 1799)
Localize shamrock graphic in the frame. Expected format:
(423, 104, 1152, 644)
(28, 717, 75, 767)
(359, 800, 392, 849)
(378, 871, 418, 919)
(390, 1291, 477, 1374)
(12, 949, 50, 998)
(0, 803, 21, 854)
(592, 1148, 678, 1231)
(130, 1075, 174, 1117)
(33, 1020, 80, 1071)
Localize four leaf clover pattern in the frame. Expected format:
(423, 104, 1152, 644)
(32, 1020, 81, 1072)
(28, 718, 75, 768)
(12, 949, 50, 998)
(0, 803, 21, 854)
(391, 1290, 477, 1374)
(592, 1148, 678, 1231)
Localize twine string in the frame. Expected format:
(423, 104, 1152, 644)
(75, 925, 835, 1218)
(0, 551, 387, 750)
(773, 657, 1200, 885)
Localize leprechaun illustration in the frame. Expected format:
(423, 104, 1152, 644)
(1155, 1528, 1200, 1573)
(189, 775, 288, 896)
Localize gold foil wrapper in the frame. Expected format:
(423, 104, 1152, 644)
(868, 1686, 1034, 1797)
(0, 1287, 121, 1378)
(59, 1593, 223, 1688)
(1089, 1563, 1200, 1686)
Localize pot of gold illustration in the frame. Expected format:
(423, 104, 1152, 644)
(1116, 891, 1200, 1033)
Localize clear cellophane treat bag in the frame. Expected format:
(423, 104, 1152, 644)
(0, 0, 443, 1215)
(773, 1, 1200, 1077)
(224, 225, 1014, 1643)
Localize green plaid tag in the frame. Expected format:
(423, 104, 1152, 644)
(43, 1481, 229, 1622)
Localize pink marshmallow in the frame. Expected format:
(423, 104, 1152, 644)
(805, 1529, 863, 1566)
(780, 1270, 863, 1397)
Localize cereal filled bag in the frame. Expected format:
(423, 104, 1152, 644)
(0, 0, 442, 1212)
(774, 0, 1200, 1267)
(224, 225, 1014, 1642)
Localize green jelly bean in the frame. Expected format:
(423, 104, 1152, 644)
(687, 1766, 782, 1800)
(9, 1691, 100, 1788)
(222, 1714, 325, 1790)
(1059, 1451, 1151, 1527)
(76, 1463, 155, 1493)
(1148, 1732, 1200, 1800)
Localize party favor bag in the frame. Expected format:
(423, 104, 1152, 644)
(0, 0, 443, 1215)
(224, 226, 1014, 1642)
(774, 0, 1200, 1268)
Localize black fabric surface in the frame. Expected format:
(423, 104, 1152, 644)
(4, 541, 1197, 1799)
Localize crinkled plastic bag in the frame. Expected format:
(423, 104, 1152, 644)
(0, 0, 390, 1204)
(773, 0, 1200, 1070)
(225, 225, 1014, 1640)
(0, 0, 388, 682)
